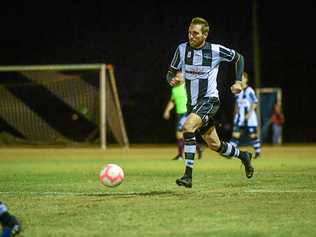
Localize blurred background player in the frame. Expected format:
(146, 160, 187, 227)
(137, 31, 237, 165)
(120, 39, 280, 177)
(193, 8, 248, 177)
(0, 202, 21, 237)
(230, 72, 261, 158)
(163, 72, 204, 160)
(271, 101, 285, 145)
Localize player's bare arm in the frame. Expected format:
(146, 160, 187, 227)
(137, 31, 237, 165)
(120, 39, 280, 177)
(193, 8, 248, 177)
(163, 101, 175, 120)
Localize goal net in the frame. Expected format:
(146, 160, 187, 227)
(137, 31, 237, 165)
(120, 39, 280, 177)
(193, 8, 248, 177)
(0, 64, 129, 149)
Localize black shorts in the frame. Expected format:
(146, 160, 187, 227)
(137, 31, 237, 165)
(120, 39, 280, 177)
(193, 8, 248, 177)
(187, 97, 220, 134)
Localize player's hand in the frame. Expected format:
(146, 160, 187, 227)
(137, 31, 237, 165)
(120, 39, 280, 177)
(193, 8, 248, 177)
(169, 72, 184, 86)
(231, 81, 242, 94)
(163, 112, 170, 120)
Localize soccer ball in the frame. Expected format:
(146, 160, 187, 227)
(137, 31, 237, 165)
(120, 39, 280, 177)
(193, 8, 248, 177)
(99, 164, 124, 187)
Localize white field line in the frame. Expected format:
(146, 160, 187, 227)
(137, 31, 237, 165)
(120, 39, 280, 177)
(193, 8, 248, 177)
(245, 189, 316, 193)
(0, 191, 148, 196)
(1, 189, 316, 196)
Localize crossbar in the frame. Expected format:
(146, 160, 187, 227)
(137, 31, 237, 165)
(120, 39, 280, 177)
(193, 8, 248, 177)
(0, 64, 104, 72)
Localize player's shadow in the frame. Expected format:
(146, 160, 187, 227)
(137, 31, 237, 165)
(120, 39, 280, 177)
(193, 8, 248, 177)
(83, 190, 187, 198)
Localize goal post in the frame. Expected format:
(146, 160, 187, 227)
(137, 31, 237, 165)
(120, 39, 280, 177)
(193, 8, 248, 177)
(0, 64, 129, 149)
(256, 87, 282, 144)
(106, 65, 129, 148)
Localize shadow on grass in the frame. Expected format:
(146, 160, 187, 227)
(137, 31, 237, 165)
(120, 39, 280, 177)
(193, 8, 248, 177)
(0, 190, 192, 198)
(83, 190, 185, 198)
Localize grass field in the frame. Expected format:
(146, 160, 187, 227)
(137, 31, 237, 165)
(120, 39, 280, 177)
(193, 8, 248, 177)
(1, 145, 316, 237)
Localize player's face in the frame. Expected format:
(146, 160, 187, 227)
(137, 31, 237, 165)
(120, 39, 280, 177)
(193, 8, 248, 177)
(188, 24, 207, 48)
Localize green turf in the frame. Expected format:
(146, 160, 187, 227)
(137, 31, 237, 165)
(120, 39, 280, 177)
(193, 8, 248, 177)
(1, 145, 316, 237)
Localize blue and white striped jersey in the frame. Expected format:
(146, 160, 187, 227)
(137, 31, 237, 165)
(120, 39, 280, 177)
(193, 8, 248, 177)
(233, 86, 258, 127)
(169, 42, 236, 105)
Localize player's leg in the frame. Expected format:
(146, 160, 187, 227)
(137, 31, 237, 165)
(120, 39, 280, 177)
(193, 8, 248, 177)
(195, 133, 205, 159)
(0, 202, 21, 237)
(172, 131, 184, 160)
(176, 97, 221, 188)
(175, 113, 203, 188)
(196, 143, 205, 160)
(230, 125, 241, 147)
(201, 126, 254, 178)
(248, 127, 261, 158)
(250, 135, 261, 158)
(172, 113, 187, 160)
(272, 124, 281, 145)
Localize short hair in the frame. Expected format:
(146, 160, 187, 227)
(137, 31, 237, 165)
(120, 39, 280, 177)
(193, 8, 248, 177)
(191, 17, 210, 33)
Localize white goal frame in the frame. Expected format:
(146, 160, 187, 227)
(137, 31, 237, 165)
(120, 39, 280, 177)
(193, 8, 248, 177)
(256, 87, 283, 143)
(0, 64, 128, 149)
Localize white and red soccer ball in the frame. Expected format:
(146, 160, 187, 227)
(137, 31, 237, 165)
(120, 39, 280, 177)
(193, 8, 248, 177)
(99, 164, 124, 187)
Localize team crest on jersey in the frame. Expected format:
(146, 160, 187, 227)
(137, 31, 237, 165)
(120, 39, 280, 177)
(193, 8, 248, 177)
(187, 51, 192, 58)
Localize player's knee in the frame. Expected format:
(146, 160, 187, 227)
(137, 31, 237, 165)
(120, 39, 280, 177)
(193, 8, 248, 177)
(249, 133, 257, 139)
(232, 132, 240, 139)
(183, 122, 195, 133)
(176, 131, 183, 139)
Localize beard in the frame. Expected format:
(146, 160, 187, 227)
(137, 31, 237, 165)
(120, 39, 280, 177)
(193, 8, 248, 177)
(189, 39, 204, 49)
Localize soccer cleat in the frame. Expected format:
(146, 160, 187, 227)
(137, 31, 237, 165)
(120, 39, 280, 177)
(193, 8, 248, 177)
(172, 155, 183, 160)
(239, 151, 254, 178)
(176, 175, 192, 188)
(1, 215, 21, 237)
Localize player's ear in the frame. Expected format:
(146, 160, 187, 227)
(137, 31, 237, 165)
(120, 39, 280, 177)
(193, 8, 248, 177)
(203, 32, 208, 39)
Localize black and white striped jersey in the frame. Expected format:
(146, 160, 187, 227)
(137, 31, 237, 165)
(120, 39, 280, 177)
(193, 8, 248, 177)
(169, 42, 236, 105)
(234, 86, 258, 127)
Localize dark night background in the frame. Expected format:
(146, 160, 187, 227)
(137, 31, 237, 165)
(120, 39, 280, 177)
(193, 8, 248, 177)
(1, 1, 315, 144)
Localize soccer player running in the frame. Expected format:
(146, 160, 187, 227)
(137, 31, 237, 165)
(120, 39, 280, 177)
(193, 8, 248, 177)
(0, 202, 21, 237)
(230, 72, 261, 158)
(166, 17, 254, 188)
(163, 72, 204, 160)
